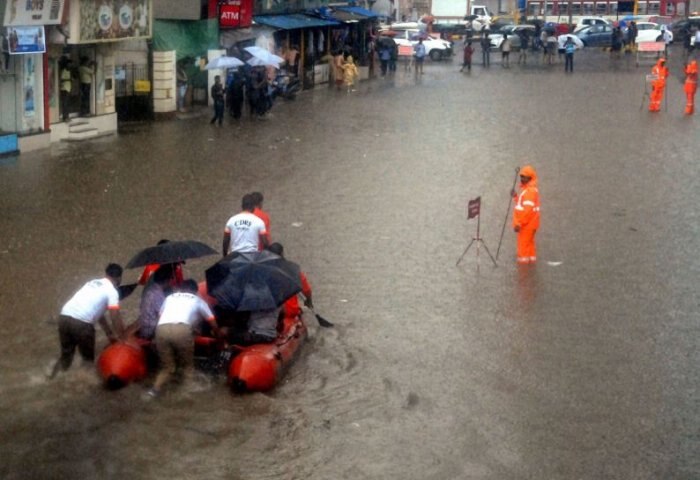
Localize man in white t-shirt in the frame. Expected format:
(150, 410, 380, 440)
(148, 279, 222, 397)
(222, 193, 269, 255)
(50, 263, 125, 378)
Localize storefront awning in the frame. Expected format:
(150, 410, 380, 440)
(336, 6, 381, 18)
(253, 14, 339, 30)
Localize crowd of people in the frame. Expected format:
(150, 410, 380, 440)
(51, 192, 313, 399)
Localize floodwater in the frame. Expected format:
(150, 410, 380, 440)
(1, 48, 699, 480)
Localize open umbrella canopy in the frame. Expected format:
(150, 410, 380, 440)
(205, 56, 244, 70)
(244, 46, 284, 67)
(205, 251, 302, 312)
(126, 240, 218, 269)
(558, 34, 584, 49)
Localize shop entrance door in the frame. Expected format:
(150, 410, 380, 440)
(115, 62, 152, 121)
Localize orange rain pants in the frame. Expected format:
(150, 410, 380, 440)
(685, 62, 698, 115)
(649, 78, 666, 112)
(517, 227, 537, 264)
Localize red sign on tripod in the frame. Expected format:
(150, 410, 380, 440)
(467, 197, 481, 219)
(219, 0, 252, 28)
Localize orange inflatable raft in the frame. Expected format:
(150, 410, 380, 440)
(96, 315, 307, 392)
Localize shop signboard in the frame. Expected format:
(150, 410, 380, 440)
(7, 26, 46, 54)
(78, 0, 152, 43)
(3, 0, 65, 27)
(219, 0, 252, 29)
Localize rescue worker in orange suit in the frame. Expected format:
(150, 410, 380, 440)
(267, 242, 313, 319)
(649, 57, 669, 113)
(684, 60, 698, 115)
(512, 165, 540, 265)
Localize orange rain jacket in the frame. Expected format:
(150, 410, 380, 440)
(513, 165, 540, 232)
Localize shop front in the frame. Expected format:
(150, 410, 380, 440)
(48, 0, 153, 141)
(1, 0, 64, 153)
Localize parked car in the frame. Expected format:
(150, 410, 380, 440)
(625, 22, 673, 43)
(489, 24, 536, 50)
(670, 17, 700, 45)
(391, 30, 454, 60)
(575, 24, 614, 47)
(573, 16, 611, 33)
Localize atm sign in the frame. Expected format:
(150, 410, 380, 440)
(220, 1, 252, 28)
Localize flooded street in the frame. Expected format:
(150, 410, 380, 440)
(1, 49, 699, 479)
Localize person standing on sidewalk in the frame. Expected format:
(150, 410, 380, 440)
(564, 37, 575, 73)
(460, 41, 474, 72)
(481, 30, 491, 67)
(414, 38, 426, 74)
(78, 56, 93, 116)
(210, 75, 225, 126)
(512, 165, 540, 265)
(500, 35, 512, 68)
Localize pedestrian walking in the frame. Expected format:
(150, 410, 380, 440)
(512, 165, 540, 265)
(648, 57, 669, 112)
(481, 31, 491, 67)
(379, 46, 390, 76)
(564, 37, 575, 73)
(684, 59, 698, 115)
(210, 75, 224, 126)
(414, 39, 426, 74)
(342, 55, 359, 92)
(626, 21, 638, 54)
(460, 41, 474, 72)
(501, 35, 511, 68)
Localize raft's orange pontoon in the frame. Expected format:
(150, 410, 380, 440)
(97, 341, 147, 389)
(228, 315, 308, 393)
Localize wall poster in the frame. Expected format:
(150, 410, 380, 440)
(78, 0, 151, 42)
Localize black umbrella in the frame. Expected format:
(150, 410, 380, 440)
(125, 240, 218, 269)
(205, 251, 302, 312)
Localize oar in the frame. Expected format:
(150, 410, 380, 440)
(308, 306, 333, 328)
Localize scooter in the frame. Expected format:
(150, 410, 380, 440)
(271, 73, 300, 101)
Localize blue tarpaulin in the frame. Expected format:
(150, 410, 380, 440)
(253, 14, 339, 30)
(336, 6, 381, 18)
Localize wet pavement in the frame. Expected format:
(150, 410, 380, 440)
(1, 47, 699, 479)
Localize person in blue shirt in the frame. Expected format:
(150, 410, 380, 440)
(564, 37, 575, 73)
(414, 39, 426, 74)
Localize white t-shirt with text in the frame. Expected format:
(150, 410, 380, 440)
(157, 292, 215, 327)
(224, 211, 267, 253)
(60, 278, 120, 324)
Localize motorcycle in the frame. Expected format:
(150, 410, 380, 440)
(271, 72, 300, 101)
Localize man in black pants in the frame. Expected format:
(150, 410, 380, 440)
(210, 75, 225, 126)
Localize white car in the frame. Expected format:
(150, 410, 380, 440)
(628, 22, 673, 43)
(573, 16, 612, 33)
(488, 24, 536, 50)
(391, 30, 453, 60)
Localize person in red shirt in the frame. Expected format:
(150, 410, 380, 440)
(267, 242, 313, 318)
(250, 192, 271, 247)
(137, 239, 184, 287)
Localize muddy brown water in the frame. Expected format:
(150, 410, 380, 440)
(0, 49, 698, 479)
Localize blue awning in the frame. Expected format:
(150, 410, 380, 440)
(253, 14, 340, 30)
(336, 6, 381, 18)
